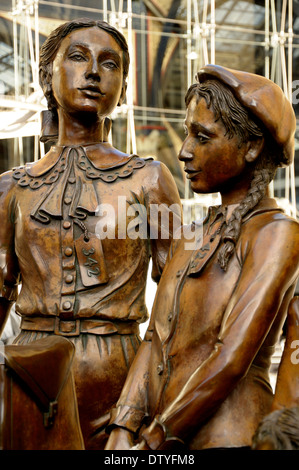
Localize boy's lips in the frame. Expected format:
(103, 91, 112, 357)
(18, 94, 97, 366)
(184, 167, 202, 179)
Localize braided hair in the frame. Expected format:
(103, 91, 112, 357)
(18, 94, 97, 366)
(185, 79, 278, 271)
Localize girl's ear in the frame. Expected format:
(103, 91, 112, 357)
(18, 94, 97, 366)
(118, 81, 127, 106)
(245, 137, 265, 163)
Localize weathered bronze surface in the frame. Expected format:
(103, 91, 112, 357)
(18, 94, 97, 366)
(0, 18, 182, 449)
(106, 65, 299, 450)
(0, 336, 84, 450)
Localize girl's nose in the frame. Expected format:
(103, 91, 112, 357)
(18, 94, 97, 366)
(85, 58, 100, 80)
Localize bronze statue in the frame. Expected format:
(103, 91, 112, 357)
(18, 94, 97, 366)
(105, 65, 299, 450)
(252, 296, 299, 450)
(0, 18, 182, 449)
(0, 336, 85, 450)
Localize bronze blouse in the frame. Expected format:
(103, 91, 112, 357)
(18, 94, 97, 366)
(0, 142, 182, 333)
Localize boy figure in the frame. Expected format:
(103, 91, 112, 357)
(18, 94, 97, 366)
(106, 65, 299, 450)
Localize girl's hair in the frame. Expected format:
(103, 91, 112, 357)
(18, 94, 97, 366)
(185, 79, 278, 270)
(39, 17, 130, 112)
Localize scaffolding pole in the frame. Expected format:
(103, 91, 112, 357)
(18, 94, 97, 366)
(5, 0, 298, 217)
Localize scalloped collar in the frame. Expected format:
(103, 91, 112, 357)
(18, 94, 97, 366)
(24, 142, 135, 177)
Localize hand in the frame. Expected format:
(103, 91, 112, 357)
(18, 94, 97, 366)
(105, 427, 135, 450)
(131, 439, 150, 450)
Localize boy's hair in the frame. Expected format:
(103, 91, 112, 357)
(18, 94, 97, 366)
(185, 79, 277, 270)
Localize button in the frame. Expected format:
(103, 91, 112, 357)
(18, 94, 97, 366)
(176, 270, 182, 277)
(62, 301, 72, 310)
(68, 177, 76, 184)
(65, 274, 74, 284)
(63, 221, 71, 229)
(64, 197, 72, 205)
(167, 313, 173, 322)
(64, 247, 73, 257)
(157, 363, 164, 375)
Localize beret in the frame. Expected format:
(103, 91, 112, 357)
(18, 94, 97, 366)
(196, 64, 296, 166)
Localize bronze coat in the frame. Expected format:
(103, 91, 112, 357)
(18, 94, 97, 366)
(109, 198, 299, 449)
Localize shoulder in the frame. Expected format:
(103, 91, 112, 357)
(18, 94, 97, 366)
(241, 197, 299, 237)
(0, 170, 18, 218)
(241, 208, 299, 263)
(0, 169, 17, 195)
(141, 157, 171, 175)
(139, 158, 180, 193)
(244, 209, 299, 238)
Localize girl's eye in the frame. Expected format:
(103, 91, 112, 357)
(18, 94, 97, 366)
(102, 61, 118, 69)
(69, 53, 86, 61)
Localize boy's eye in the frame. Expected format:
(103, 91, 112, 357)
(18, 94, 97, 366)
(197, 133, 209, 143)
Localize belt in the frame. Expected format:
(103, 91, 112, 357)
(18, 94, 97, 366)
(20, 316, 140, 337)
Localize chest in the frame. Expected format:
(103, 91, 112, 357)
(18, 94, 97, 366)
(152, 234, 242, 353)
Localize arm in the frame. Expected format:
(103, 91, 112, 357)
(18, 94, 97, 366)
(105, 233, 181, 450)
(0, 171, 20, 336)
(271, 295, 299, 410)
(144, 161, 182, 282)
(141, 217, 299, 449)
(105, 328, 153, 449)
(105, 163, 182, 450)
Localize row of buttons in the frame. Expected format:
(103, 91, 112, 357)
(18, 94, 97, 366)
(60, 183, 76, 318)
(155, 268, 186, 377)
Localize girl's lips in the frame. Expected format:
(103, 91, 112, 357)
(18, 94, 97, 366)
(79, 86, 104, 97)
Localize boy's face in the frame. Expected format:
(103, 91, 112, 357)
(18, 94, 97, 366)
(51, 26, 125, 119)
(179, 96, 250, 195)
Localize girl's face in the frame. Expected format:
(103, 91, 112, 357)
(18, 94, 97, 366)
(51, 26, 125, 119)
(179, 96, 250, 196)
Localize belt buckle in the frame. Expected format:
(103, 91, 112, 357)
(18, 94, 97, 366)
(54, 317, 80, 336)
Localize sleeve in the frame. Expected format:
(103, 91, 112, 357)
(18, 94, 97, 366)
(0, 171, 20, 304)
(107, 163, 183, 435)
(106, 232, 183, 435)
(106, 324, 153, 434)
(144, 160, 183, 282)
(271, 295, 299, 410)
(140, 216, 299, 449)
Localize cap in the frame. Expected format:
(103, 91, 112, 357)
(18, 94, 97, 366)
(196, 64, 296, 166)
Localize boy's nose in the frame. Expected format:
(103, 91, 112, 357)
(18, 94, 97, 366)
(178, 139, 193, 161)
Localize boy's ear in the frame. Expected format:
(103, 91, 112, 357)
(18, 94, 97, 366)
(245, 137, 265, 163)
(118, 81, 127, 106)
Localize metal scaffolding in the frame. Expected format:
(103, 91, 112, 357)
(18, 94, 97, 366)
(0, 0, 297, 217)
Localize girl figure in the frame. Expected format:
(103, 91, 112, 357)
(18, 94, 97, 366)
(0, 18, 181, 449)
(106, 65, 299, 450)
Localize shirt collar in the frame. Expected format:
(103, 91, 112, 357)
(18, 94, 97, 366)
(25, 142, 135, 177)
